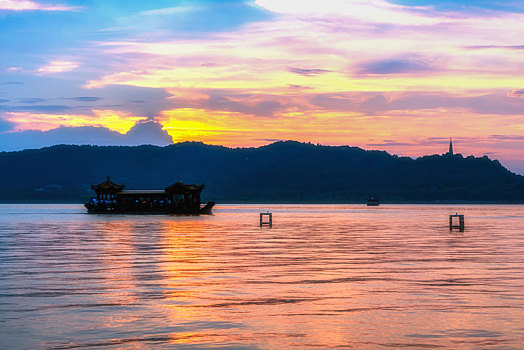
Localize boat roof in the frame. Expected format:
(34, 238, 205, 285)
(165, 181, 204, 193)
(91, 176, 125, 192)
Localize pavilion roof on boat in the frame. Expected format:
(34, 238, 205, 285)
(89, 177, 204, 200)
(91, 176, 125, 193)
(165, 181, 204, 194)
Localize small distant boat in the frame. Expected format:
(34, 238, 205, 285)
(367, 197, 380, 206)
(85, 176, 215, 215)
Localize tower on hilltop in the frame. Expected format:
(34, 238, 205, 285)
(447, 137, 453, 156)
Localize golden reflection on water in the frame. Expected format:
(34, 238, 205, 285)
(159, 220, 213, 322)
(99, 221, 140, 309)
(0, 204, 524, 349)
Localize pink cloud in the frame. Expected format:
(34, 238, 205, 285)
(0, 0, 78, 11)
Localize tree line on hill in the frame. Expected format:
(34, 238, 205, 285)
(0, 141, 523, 203)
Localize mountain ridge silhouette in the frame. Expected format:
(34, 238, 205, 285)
(1, 140, 522, 203)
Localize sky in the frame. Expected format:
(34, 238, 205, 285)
(0, 0, 523, 173)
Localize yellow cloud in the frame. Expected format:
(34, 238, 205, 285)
(5, 110, 145, 133)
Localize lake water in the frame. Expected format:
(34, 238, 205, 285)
(1, 204, 523, 349)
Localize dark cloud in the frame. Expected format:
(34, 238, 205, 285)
(288, 67, 331, 76)
(68, 97, 102, 102)
(361, 95, 389, 111)
(0, 78, 172, 118)
(311, 94, 356, 111)
(17, 98, 48, 104)
(255, 139, 285, 142)
(426, 137, 452, 141)
(508, 90, 524, 98)
(94, 85, 172, 117)
(1, 81, 23, 85)
(0, 121, 173, 151)
(23, 105, 71, 114)
(16, 105, 74, 113)
(367, 142, 414, 146)
(98, 104, 123, 109)
(288, 84, 313, 90)
(0, 117, 14, 132)
(179, 90, 286, 117)
(466, 45, 524, 50)
(392, 93, 524, 115)
(0, 99, 9, 103)
(252, 101, 283, 117)
(490, 135, 524, 141)
(311, 92, 524, 115)
(357, 59, 435, 74)
(0, 104, 74, 114)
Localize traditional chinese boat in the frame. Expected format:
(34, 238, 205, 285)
(85, 176, 215, 214)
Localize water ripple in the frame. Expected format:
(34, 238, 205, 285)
(0, 204, 523, 349)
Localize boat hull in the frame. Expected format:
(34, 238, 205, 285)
(85, 201, 215, 215)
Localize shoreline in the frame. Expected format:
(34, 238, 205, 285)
(1, 201, 523, 205)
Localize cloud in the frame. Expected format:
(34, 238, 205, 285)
(2, 110, 145, 133)
(255, 138, 284, 142)
(1, 104, 73, 113)
(167, 89, 288, 117)
(0, 77, 172, 121)
(400, 0, 524, 13)
(466, 45, 524, 50)
(288, 84, 313, 90)
(124, 121, 173, 146)
(490, 135, 524, 141)
(0, 121, 173, 151)
(252, 100, 283, 117)
(140, 5, 196, 16)
(508, 90, 524, 98)
(310, 91, 524, 115)
(0, 0, 78, 11)
(288, 67, 331, 76)
(255, 0, 438, 25)
(84, 5, 524, 94)
(17, 98, 47, 104)
(357, 58, 436, 74)
(67, 97, 102, 102)
(93, 85, 172, 118)
(36, 61, 79, 75)
(367, 141, 413, 146)
(124, 1, 272, 35)
(202, 92, 284, 117)
(0, 117, 14, 132)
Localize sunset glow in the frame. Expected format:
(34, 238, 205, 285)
(1, 0, 523, 172)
